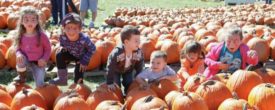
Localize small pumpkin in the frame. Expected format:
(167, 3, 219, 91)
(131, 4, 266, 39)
(0, 89, 12, 106)
(247, 37, 270, 62)
(54, 92, 89, 110)
(172, 91, 208, 110)
(131, 95, 169, 110)
(164, 90, 181, 109)
(5, 46, 17, 69)
(218, 92, 253, 110)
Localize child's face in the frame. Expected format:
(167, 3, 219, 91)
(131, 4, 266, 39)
(225, 34, 242, 53)
(150, 57, 166, 73)
(186, 52, 199, 63)
(124, 34, 140, 51)
(63, 23, 81, 41)
(22, 14, 38, 32)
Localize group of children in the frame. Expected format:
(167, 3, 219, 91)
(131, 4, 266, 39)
(13, 7, 259, 94)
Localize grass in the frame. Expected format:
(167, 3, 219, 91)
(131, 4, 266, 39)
(0, 0, 223, 90)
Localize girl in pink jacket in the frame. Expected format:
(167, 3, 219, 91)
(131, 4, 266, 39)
(203, 26, 258, 79)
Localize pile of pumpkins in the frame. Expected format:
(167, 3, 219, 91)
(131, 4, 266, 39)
(0, 68, 274, 110)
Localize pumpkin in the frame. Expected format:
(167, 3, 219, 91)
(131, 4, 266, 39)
(164, 90, 181, 109)
(248, 83, 275, 110)
(5, 46, 17, 69)
(172, 91, 208, 110)
(218, 92, 253, 110)
(177, 35, 194, 49)
(195, 28, 214, 41)
(160, 40, 180, 64)
(226, 70, 263, 100)
(150, 79, 178, 99)
(96, 40, 116, 64)
(21, 104, 45, 110)
(7, 13, 19, 30)
(0, 50, 6, 69)
(183, 74, 206, 92)
(54, 92, 89, 110)
(86, 87, 121, 110)
(199, 35, 217, 52)
(35, 84, 62, 110)
(0, 84, 6, 92)
(196, 80, 232, 110)
(1, 34, 14, 48)
(131, 95, 168, 110)
(247, 37, 270, 62)
(86, 42, 102, 70)
(0, 89, 12, 106)
(0, 12, 7, 29)
(205, 42, 219, 53)
(255, 68, 275, 84)
(99, 83, 124, 103)
(6, 82, 32, 97)
(41, 7, 51, 20)
(95, 100, 124, 110)
(127, 80, 141, 93)
(125, 86, 158, 110)
(0, 42, 8, 55)
(0, 103, 11, 110)
(139, 37, 156, 61)
(50, 44, 60, 63)
(212, 73, 231, 84)
(68, 79, 91, 100)
(270, 39, 275, 60)
(10, 88, 47, 110)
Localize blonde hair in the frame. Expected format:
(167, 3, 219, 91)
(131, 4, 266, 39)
(150, 51, 167, 62)
(220, 26, 243, 41)
(14, 6, 43, 48)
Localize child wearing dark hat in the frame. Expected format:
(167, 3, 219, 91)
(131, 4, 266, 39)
(49, 13, 96, 85)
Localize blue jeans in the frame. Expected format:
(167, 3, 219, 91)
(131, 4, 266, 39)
(51, 0, 78, 24)
(112, 71, 134, 94)
(266, 0, 272, 4)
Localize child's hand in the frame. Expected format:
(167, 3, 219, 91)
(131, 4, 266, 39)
(16, 54, 24, 65)
(219, 63, 229, 71)
(38, 59, 47, 67)
(107, 84, 116, 91)
(79, 64, 87, 73)
(247, 50, 257, 59)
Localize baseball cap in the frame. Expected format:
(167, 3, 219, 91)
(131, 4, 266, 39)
(61, 13, 82, 27)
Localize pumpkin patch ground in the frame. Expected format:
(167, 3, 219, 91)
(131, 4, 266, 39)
(0, 0, 275, 110)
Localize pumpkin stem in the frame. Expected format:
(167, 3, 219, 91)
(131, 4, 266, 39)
(224, 73, 230, 79)
(22, 87, 28, 95)
(77, 78, 83, 84)
(203, 80, 215, 86)
(182, 91, 188, 96)
(194, 77, 200, 83)
(242, 103, 254, 110)
(30, 104, 38, 110)
(265, 83, 273, 88)
(232, 92, 239, 100)
(110, 101, 119, 105)
(144, 95, 154, 103)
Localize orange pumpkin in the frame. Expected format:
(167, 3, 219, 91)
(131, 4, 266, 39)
(54, 92, 89, 110)
(226, 70, 263, 100)
(172, 91, 208, 110)
(0, 89, 12, 106)
(21, 104, 45, 110)
(196, 80, 232, 110)
(150, 79, 178, 99)
(160, 40, 180, 64)
(195, 28, 214, 41)
(0, 84, 6, 92)
(212, 73, 231, 84)
(246, 37, 270, 62)
(99, 83, 124, 103)
(164, 90, 181, 109)
(0, 0, 12, 7)
(0, 12, 7, 29)
(10, 88, 47, 110)
(6, 82, 32, 97)
(68, 79, 91, 100)
(35, 84, 62, 110)
(86, 41, 102, 70)
(96, 40, 116, 64)
(183, 74, 206, 92)
(41, 7, 51, 20)
(0, 50, 6, 69)
(125, 86, 158, 110)
(5, 46, 17, 69)
(0, 37, 13, 49)
(255, 68, 275, 84)
(0, 103, 11, 110)
(86, 87, 121, 110)
(270, 39, 275, 60)
(7, 13, 19, 30)
(95, 100, 124, 110)
(140, 37, 156, 61)
(218, 93, 252, 110)
(131, 95, 169, 110)
(248, 83, 275, 110)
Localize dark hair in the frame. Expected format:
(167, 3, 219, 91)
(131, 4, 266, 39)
(180, 40, 204, 59)
(61, 13, 82, 27)
(120, 25, 140, 43)
(151, 51, 167, 62)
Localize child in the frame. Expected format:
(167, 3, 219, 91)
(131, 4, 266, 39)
(49, 13, 96, 85)
(177, 40, 205, 87)
(106, 25, 144, 93)
(204, 26, 258, 79)
(14, 7, 51, 88)
(136, 51, 177, 87)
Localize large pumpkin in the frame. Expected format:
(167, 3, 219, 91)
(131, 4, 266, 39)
(195, 28, 215, 41)
(226, 70, 263, 100)
(125, 86, 158, 110)
(21, 104, 45, 110)
(35, 84, 62, 110)
(68, 79, 91, 100)
(86, 87, 121, 110)
(5, 46, 17, 69)
(139, 37, 156, 61)
(0, 12, 7, 29)
(246, 37, 270, 62)
(248, 83, 275, 110)
(150, 79, 178, 99)
(0, 50, 6, 69)
(164, 91, 181, 109)
(183, 74, 206, 92)
(270, 39, 275, 60)
(96, 40, 116, 64)
(86, 41, 102, 70)
(0, 89, 12, 106)
(172, 91, 208, 110)
(255, 68, 275, 84)
(131, 95, 169, 110)
(10, 88, 47, 110)
(6, 82, 32, 97)
(99, 83, 124, 103)
(218, 93, 253, 110)
(160, 40, 180, 64)
(196, 80, 232, 110)
(95, 100, 124, 110)
(7, 13, 19, 30)
(0, 103, 11, 110)
(54, 92, 89, 110)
